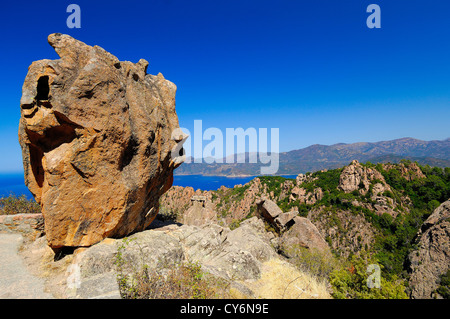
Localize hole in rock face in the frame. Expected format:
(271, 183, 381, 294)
(120, 135, 139, 170)
(53, 246, 76, 261)
(36, 76, 50, 101)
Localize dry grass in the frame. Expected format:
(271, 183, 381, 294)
(118, 261, 213, 299)
(243, 258, 331, 299)
(285, 245, 338, 281)
(116, 252, 232, 299)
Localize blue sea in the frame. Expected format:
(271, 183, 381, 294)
(173, 174, 297, 191)
(0, 173, 298, 199)
(0, 173, 34, 199)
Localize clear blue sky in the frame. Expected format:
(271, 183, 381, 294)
(0, 0, 449, 172)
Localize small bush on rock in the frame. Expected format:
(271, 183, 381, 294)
(115, 238, 229, 299)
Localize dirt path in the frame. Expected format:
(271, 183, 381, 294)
(0, 233, 54, 299)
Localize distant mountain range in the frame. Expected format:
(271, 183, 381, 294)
(174, 137, 450, 176)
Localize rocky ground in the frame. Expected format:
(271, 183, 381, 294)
(0, 213, 331, 299)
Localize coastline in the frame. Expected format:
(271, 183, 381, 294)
(174, 173, 255, 178)
(174, 173, 298, 178)
(0, 173, 299, 199)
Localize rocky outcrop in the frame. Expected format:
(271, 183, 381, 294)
(160, 177, 296, 227)
(408, 200, 450, 299)
(34, 217, 281, 298)
(339, 160, 386, 194)
(159, 186, 197, 218)
(169, 220, 271, 281)
(182, 196, 217, 226)
(338, 160, 403, 217)
(158, 187, 218, 226)
(383, 162, 426, 181)
(290, 186, 323, 205)
(307, 207, 378, 258)
(18, 34, 182, 249)
(216, 178, 265, 224)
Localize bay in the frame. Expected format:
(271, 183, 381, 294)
(173, 174, 297, 191)
(0, 173, 298, 199)
(0, 173, 33, 199)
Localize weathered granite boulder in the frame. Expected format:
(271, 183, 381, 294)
(408, 199, 450, 299)
(170, 223, 263, 280)
(18, 34, 182, 249)
(254, 198, 330, 255)
(280, 216, 331, 257)
(256, 198, 282, 228)
(226, 217, 278, 263)
(274, 210, 298, 232)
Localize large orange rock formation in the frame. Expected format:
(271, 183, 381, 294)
(19, 33, 183, 249)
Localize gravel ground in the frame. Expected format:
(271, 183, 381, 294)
(0, 233, 54, 299)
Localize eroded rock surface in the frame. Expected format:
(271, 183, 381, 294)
(408, 200, 450, 299)
(19, 34, 182, 249)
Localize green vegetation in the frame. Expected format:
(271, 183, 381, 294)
(373, 162, 449, 279)
(229, 218, 241, 230)
(254, 161, 449, 298)
(230, 183, 250, 200)
(197, 161, 449, 299)
(257, 175, 294, 199)
(282, 245, 408, 299)
(435, 269, 450, 299)
(0, 194, 40, 215)
(329, 252, 408, 299)
(279, 161, 449, 282)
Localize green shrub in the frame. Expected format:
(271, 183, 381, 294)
(230, 184, 250, 200)
(0, 194, 40, 215)
(435, 269, 450, 299)
(329, 253, 408, 299)
(382, 190, 394, 199)
(229, 219, 241, 230)
(257, 176, 293, 199)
